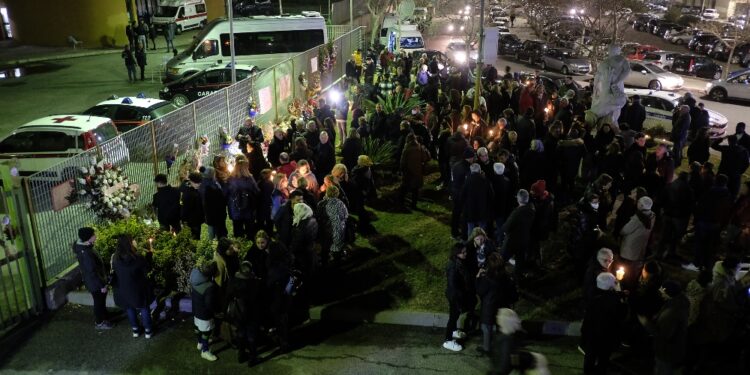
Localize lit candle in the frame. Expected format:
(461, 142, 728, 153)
(489, 130, 494, 137)
(616, 267, 625, 281)
(172, 231, 176, 237)
(148, 238, 154, 252)
(463, 124, 468, 131)
(544, 107, 549, 113)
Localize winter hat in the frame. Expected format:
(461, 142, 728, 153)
(637, 196, 653, 211)
(497, 308, 522, 335)
(517, 189, 530, 205)
(661, 280, 682, 298)
(596, 272, 617, 291)
(530, 180, 547, 197)
(470, 163, 481, 173)
(78, 227, 95, 242)
(463, 147, 475, 159)
(493, 162, 505, 176)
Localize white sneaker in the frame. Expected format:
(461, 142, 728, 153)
(145, 332, 152, 339)
(508, 258, 516, 266)
(452, 330, 466, 340)
(443, 340, 463, 352)
(132, 331, 140, 338)
(201, 351, 218, 361)
(197, 343, 202, 351)
(682, 263, 700, 272)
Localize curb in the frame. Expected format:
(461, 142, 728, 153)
(0, 49, 122, 67)
(66, 290, 582, 337)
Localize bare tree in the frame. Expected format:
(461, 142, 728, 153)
(436, 0, 486, 48)
(367, 0, 398, 46)
(693, 21, 750, 79)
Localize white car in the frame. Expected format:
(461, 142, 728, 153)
(497, 27, 511, 35)
(669, 31, 696, 45)
(445, 41, 478, 65)
(625, 61, 684, 90)
(705, 68, 750, 102)
(493, 16, 510, 27)
(702, 8, 720, 19)
(0, 115, 128, 179)
(625, 88, 728, 138)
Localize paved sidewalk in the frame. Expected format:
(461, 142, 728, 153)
(0, 30, 199, 67)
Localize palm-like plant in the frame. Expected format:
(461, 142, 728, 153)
(363, 92, 424, 116)
(362, 137, 397, 166)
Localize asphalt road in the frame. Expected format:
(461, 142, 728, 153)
(0, 304, 648, 375)
(426, 16, 747, 136)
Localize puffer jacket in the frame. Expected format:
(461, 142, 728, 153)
(73, 242, 107, 293)
(190, 268, 217, 321)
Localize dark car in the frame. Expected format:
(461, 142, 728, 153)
(707, 39, 740, 61)
(159, 64, 257, 107)
(688, 33, 720, 53)
(646, 19, 666, 34)
(655, 23, 685, 38)
(519, 71, 583, 96)
(515, 40, 548, 65)
(234, 0, 274, 16)
(497, 34, 523, 55)
(670, 54, 723, 79)
(633, 14, 654, 31)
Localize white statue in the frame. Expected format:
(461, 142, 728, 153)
(589, 45, 630, 129)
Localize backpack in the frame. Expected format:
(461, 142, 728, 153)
(231, 190, 251, 212)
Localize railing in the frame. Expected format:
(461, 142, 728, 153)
(24, 27, 363, 283)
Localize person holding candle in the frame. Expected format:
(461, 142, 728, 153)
(582, 248, 614, 306)
(619, 196, 656, 290)
(110, 235, 153, 339)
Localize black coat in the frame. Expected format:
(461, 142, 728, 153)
(476, 272, 517, 324)
(291, 218, 319, 274)
(73, 242, 107, 293)
(341, 137, 363, 171)
(648, 294, 689, 365)
(135, 48, 147, 66)
(112, 253, 153, 309)
(152, 185, 180, 225)
(257, 179, 274, 219)
(180, 186, 204, 226)
(581, 290, 626, 351)
(315, 141, 336, 180)
(489, 173, 512, 218)
(712, 140, 750, 178)
(502, 204, 535, 254)
(687, 136, 710, 164)
(582, 259, 608, 304)
(273, 201, 294, 246)
(461, 172, 494, 222)
(201, 179, 227, 226)
(519, 151, 545, 190)
(450, 160, 470, 198)
(531, 195, 554, 240)
(227, 271, 262, 325)
(571, 201, 601, 261)
(267, 138, 287, 167)
(445, 258, 472, 309)
(660, 177, 694, 218)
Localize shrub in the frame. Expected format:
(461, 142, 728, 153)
(362, 137, 397, 166)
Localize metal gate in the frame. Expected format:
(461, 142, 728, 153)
(0, 170, 43, 334)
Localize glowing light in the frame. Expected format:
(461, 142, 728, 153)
(328, 89, 342, 103)
(616, 267, 625, 281)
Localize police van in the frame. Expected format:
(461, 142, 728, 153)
(151, 0, 208, 34)
(160, 63, 258, 106)
(164, 12, 327, 81)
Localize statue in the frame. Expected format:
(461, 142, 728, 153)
(589, 45, 630, 130)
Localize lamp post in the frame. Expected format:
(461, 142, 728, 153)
(473, 0, 485, 110)
(350, 0, 353, 30)
(226, 0, 236, 83)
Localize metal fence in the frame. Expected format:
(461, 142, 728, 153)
(24, 27, 363, 283)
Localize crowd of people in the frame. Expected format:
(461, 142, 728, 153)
(76, 43, 750, 373)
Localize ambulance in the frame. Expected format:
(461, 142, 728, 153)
(151, 0, 208, 34)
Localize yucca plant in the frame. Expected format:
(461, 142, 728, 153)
(363, 92, 424, 116)
(362, 137, 397, 166)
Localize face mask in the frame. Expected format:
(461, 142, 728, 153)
(411, 109, 418, 115)
(590, 202, 600, 210)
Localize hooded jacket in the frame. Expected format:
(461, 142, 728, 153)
(619, 210, 656, 261)
(190, 268, 217, 321)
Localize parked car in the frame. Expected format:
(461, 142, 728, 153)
(670, 54, 723, 79)
(625, 61, 684, 90)
(492, 16, 510, 27)
(668, 29, 704, 45)
(646, 19, 667, 34)
(539, 48, 591, 75)
(678, 14, 702, 26)
(656, 23, 685, 38)
(82, 96, 178, 134)
(702, 8, 720, 20)
(641, 51, 680, 70)
(624, 88, 728, 138)
(688, 33, 720, 53)
(0, 115, 127, 178)
(497, 34, 523, 55)
(159, 64, 257, 107)
(497, 27, 511, 35)
(515, 40, 549, 64)
(519, 71, 583, 95)
(705, 68, 750, 101)
(632, 14, 654, 31)
(707, 38, 736, 61)
(623, 43, 659, 60)
(446, 41, 478, 65)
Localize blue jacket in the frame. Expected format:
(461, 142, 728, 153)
(225, 175, 259, 221)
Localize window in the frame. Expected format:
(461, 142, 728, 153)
(113, 106, 142, 121)
(178, 7, 185, 18)
(156, 6, 179, 17)
(659, 98, 675, 112)
(645, 63, 666, 73)
(204, 70, 224, 84)
(194, 39, 218, 59)
(400, 37, 424, 49)
(93, 122, 119, 141)
(195, 4, 206, 13)
(148, 102, 178, 118)
(631, 63, 644, 72)
(380, 28, 388, 37)
(220, 29, 325, 56)
(639, 96, 659, 109)
(235, 69, 252, 81)
(0, 131, 75, 153)
(83, 105, 113, 117)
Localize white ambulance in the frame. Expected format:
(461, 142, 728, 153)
(152, 0, 208, 34)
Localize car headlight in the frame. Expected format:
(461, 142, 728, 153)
(168, 68, 180, 75)
(161, 87, 169, 93)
